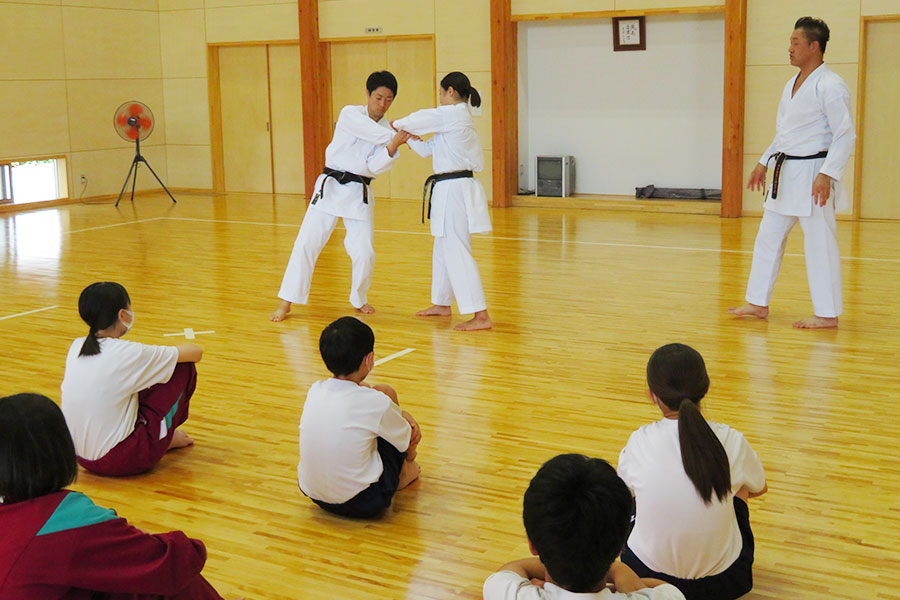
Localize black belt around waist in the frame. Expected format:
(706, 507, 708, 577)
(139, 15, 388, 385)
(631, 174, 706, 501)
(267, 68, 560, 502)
(421, 170, 474, 223)
(312, 167, 373, 205)
(766, 151, 828, 199)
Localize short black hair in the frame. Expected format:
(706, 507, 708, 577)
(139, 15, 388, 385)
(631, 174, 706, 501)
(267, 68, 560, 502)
(366, 70, 398, 96)
(795, 16, 830, 53)
(523, 454, 632, 593)
(319, 316, 375, 377)
(0, 394, 77, 504)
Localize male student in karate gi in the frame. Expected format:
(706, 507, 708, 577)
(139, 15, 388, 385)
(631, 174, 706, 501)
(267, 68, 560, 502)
(271, 71, 413, 321)
(729, 17, 855, 329)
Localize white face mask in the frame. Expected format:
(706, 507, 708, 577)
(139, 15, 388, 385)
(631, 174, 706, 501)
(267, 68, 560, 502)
(121, 309, 135, 333)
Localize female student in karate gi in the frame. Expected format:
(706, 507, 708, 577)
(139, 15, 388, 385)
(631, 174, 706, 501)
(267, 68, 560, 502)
(617, 344, 767, 600)
(729, 17, 854, 329)
(392, 71, 493, 331)
(270, 71, 413, 321)
(61, 281, 202, 476)
(0, 393, 227, 599)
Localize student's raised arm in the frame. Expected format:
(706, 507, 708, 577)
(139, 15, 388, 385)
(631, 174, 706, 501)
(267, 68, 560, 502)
(337, 105, 394, 146)
(392, 107, 451, 137)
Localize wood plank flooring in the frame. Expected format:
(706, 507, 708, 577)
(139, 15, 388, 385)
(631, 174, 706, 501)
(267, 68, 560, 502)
(2, 193, 899, 599)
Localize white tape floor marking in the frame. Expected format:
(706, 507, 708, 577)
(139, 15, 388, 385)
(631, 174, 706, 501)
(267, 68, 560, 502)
(373, 348, 416, 367)
(0, 305, 60, 322)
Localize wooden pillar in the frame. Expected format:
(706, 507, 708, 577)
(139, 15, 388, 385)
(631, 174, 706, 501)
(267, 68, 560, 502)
(721, 0, 746, 217)
(298, 0, 330, 201)
(490, 0, 517, 208)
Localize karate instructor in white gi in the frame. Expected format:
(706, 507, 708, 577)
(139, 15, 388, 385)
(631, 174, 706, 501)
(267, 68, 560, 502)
(271, 71, 413, 321)
(729, 17, 855, 329)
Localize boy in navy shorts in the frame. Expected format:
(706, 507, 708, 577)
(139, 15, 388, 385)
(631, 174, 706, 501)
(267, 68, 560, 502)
(298, 316, 421, 518)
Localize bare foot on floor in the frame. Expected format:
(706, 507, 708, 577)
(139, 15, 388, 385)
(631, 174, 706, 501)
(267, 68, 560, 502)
(454, 310, 492, 331)
(793, 316, 838, 329)
(356, 303, 375, 314)
(728, 303, 769, 319)
(416, 305, 452, 317)
(168, 429, 194, 451)
(398, 460, 421, 489)
(270, 300, 292, 322)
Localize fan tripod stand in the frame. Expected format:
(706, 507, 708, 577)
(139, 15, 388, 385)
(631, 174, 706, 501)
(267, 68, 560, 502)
(116, 136, 176, 207)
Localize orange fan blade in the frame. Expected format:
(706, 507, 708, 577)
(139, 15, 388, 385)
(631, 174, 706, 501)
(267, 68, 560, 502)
(126, 128, 140, 140)
(128, 103, 143, 117)
(138, 117, 152, 130)
(116, 114, 129, 126)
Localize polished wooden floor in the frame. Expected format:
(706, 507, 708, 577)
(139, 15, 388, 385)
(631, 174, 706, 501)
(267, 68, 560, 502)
(2, 193, 900, 599)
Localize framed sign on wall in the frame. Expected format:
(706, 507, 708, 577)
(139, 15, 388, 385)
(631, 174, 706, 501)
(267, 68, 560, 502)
(613, 16, 646, 51)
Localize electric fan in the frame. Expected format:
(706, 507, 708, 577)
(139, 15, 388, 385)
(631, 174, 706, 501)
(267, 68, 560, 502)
(113, 101, 176, 207)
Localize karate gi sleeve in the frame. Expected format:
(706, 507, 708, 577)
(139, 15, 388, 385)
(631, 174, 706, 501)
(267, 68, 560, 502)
(731, 434, 766, 495)
(122, 341, 180, 393)
(366, 145, 399, 176)
(759, 137, 779, 168)
(406, 137, 434, 158)
(336, 105, 394, 146)
(46, 518, 214, 597)
(392, 107, 451, 136)
(818, 79, 856, 181)
(376, 396, 412, 453)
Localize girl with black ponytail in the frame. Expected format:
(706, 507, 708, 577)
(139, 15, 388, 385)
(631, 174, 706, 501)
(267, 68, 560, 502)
(391, 71, 494, 331)
(617, 344, 767, 600)
(60, 282, 204, 476)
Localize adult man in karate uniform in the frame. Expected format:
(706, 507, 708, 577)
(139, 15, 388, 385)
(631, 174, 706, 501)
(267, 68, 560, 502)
(730, 17, 855, 329)
(271, 71, 412, 321)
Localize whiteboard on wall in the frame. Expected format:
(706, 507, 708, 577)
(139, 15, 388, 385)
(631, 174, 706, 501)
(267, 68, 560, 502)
(518, 14, 724, 196)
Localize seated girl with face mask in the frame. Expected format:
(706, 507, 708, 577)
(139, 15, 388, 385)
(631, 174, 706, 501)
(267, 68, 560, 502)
(60, 282, 204, 477)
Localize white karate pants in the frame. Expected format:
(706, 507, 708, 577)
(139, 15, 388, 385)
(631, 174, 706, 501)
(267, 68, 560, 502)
(278, 205, 374, 309)
(745, 202, 842, 318)
(431, 195, 487, 315)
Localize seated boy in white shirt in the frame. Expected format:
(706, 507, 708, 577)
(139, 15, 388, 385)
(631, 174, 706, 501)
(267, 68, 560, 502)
(483, 454, 686, 600)
(298, 316, 421, 518)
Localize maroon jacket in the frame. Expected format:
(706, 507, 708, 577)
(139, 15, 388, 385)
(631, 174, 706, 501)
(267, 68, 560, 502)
(0, 490, 223, 600)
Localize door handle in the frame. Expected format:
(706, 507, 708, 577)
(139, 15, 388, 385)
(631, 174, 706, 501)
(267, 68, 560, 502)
(266, 122, 270, 132)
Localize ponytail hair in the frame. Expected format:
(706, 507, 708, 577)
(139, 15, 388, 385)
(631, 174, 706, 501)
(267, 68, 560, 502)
(647, 343, 730, 505)
(77, 282, 130, 357)
(440, 71, 481, 108)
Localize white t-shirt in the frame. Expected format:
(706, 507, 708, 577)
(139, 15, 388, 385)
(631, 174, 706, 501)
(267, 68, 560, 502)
(483, 571, 685, 600)
(298, 378, 411, 504)
(617, 418, 766, 578)
(60, 337, 179, 460)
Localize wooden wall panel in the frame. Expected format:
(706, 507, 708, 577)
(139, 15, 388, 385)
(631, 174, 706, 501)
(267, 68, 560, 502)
(859, 20, 900, 219)
(159, 9, 207, 79)
(62, 7, 162, 79)
(0, 81, 69, 159)
(269, 44, 305, 195)
(318, 0, 434, 39)
(218, 45, 273, 193)
(388, 38, 437, 201)
(205, 3, 299, 43)
(0, 3, 65, 80)
(163, 78, 211, 146)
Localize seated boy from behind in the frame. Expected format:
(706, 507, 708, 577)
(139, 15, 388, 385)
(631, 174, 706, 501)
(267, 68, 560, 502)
(298, 316, 421, 518)
(483, 454, 686, 599)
